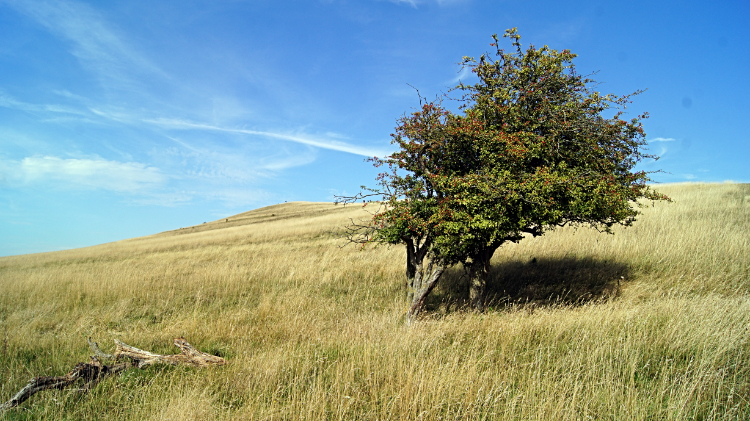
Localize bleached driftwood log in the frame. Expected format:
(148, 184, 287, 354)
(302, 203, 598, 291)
(1, 337, 225, 412)
(113, 337, 226, 368)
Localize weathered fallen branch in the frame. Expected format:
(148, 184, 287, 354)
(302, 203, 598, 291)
(113, 337, 226, 368)
(1, 337, 225, 412)
(0, 358, 128, 412)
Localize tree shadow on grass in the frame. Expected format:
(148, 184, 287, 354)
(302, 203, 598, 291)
(426, 256, 630, 314)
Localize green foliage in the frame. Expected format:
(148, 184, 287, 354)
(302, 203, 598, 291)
(355, 28, 671, 311)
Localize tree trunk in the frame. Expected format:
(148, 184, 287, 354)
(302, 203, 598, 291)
(402, 237, 446, 324)
(407, 258, 446, 324)
(405, 238, 417, 305)
(469, 247, 497, 311)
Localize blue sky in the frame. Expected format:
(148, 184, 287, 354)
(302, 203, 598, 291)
(1, 0, 748, 257)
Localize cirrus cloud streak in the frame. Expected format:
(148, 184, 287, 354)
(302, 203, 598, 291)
(2, 156, 166, 192)
(148, 118, 388, 158)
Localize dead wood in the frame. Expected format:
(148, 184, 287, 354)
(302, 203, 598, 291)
(1, 337, 225, 413)
(114, 337, 226, 368)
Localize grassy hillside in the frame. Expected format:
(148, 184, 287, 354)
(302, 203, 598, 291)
(1, 183, 748, 420)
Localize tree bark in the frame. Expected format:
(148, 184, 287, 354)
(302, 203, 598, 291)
(405, 238, 417, 305)
(402, 235, 446, 324)
(469, 247, 497, 311)
(407, 259, 446, 324)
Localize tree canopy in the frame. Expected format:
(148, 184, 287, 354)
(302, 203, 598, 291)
(339, 28, 669, 322)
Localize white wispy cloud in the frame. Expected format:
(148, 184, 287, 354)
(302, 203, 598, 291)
(127, 184, 274, 210)
(0, 91, 133, 128)
(2, 156, 166, 192)
(649, 137, 676, 142)
(645, 137, 676, 159)
(147, 118, 387, 157)
(204, 188, 276, 209)
(2, 0, 163, 85)
(156, 136, 316, 194)
(448, 66, 475, 85)
(0, 91, 88, 116)
(654, 146, 668, 158)
(261, 152, 318, 171)
(52, 89, 89, 102)
(89, 107, 139, 124)
(128, 191, 194, 207)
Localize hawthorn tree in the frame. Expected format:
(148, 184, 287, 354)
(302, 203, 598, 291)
(338, 28, 669, 321)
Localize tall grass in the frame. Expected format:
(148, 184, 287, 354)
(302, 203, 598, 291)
(1, 184, 748, 420)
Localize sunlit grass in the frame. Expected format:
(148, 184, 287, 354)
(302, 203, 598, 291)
(1, 184, 748, 420)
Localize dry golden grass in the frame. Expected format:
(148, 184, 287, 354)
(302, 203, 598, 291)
(1, 184, 748, 420)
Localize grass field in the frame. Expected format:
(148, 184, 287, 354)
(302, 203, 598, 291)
(1, 182, 748, 420)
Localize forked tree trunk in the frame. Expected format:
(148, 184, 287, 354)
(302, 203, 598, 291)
(403, 237, 446, 324)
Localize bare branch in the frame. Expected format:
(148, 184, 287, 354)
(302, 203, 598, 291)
(333, 191, 381, 206)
